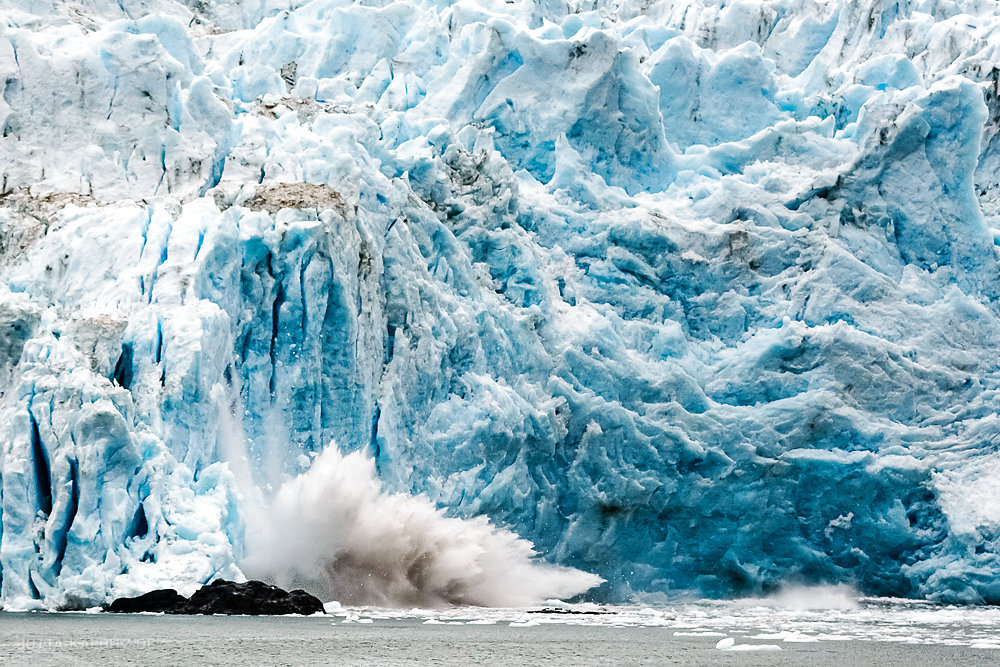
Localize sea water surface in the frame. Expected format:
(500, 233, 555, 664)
(3, 594, 1000, 665)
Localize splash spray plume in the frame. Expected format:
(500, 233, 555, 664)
(241, 444, 603, 607)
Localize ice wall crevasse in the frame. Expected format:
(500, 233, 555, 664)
(3, 0, 1000, 607)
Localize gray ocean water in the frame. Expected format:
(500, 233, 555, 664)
(3, 597, 1000, 666)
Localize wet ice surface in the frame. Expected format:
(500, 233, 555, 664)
(3, 597, 1000, 666)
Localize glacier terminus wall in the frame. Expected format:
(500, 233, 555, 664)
(3, 0, 1000, 609)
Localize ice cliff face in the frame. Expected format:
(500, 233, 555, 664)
(3, 0, 1000, 609)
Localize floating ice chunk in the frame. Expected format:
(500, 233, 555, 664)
(971, 641, 1000, 649)
(717, 636, 782, 651)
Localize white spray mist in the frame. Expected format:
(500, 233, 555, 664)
(239, 443, 603, 607)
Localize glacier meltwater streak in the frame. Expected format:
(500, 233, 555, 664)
(3, 0, 1000, 609)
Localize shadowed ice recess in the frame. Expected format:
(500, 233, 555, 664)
(4, 0, 1000, 609)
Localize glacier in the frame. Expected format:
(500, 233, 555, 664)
(3, 0, 1000, 609)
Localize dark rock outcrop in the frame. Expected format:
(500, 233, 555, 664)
(106, 580, 324, 615)
(107, 588, 189, 614)
(527, 607, 605, 615)
(187, 579, 324, 615)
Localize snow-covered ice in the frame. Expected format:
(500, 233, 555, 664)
(4, 0, 1000, 608)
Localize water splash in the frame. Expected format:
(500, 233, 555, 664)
(753, 585, 860, 610)
(239, 443, 602, 607)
